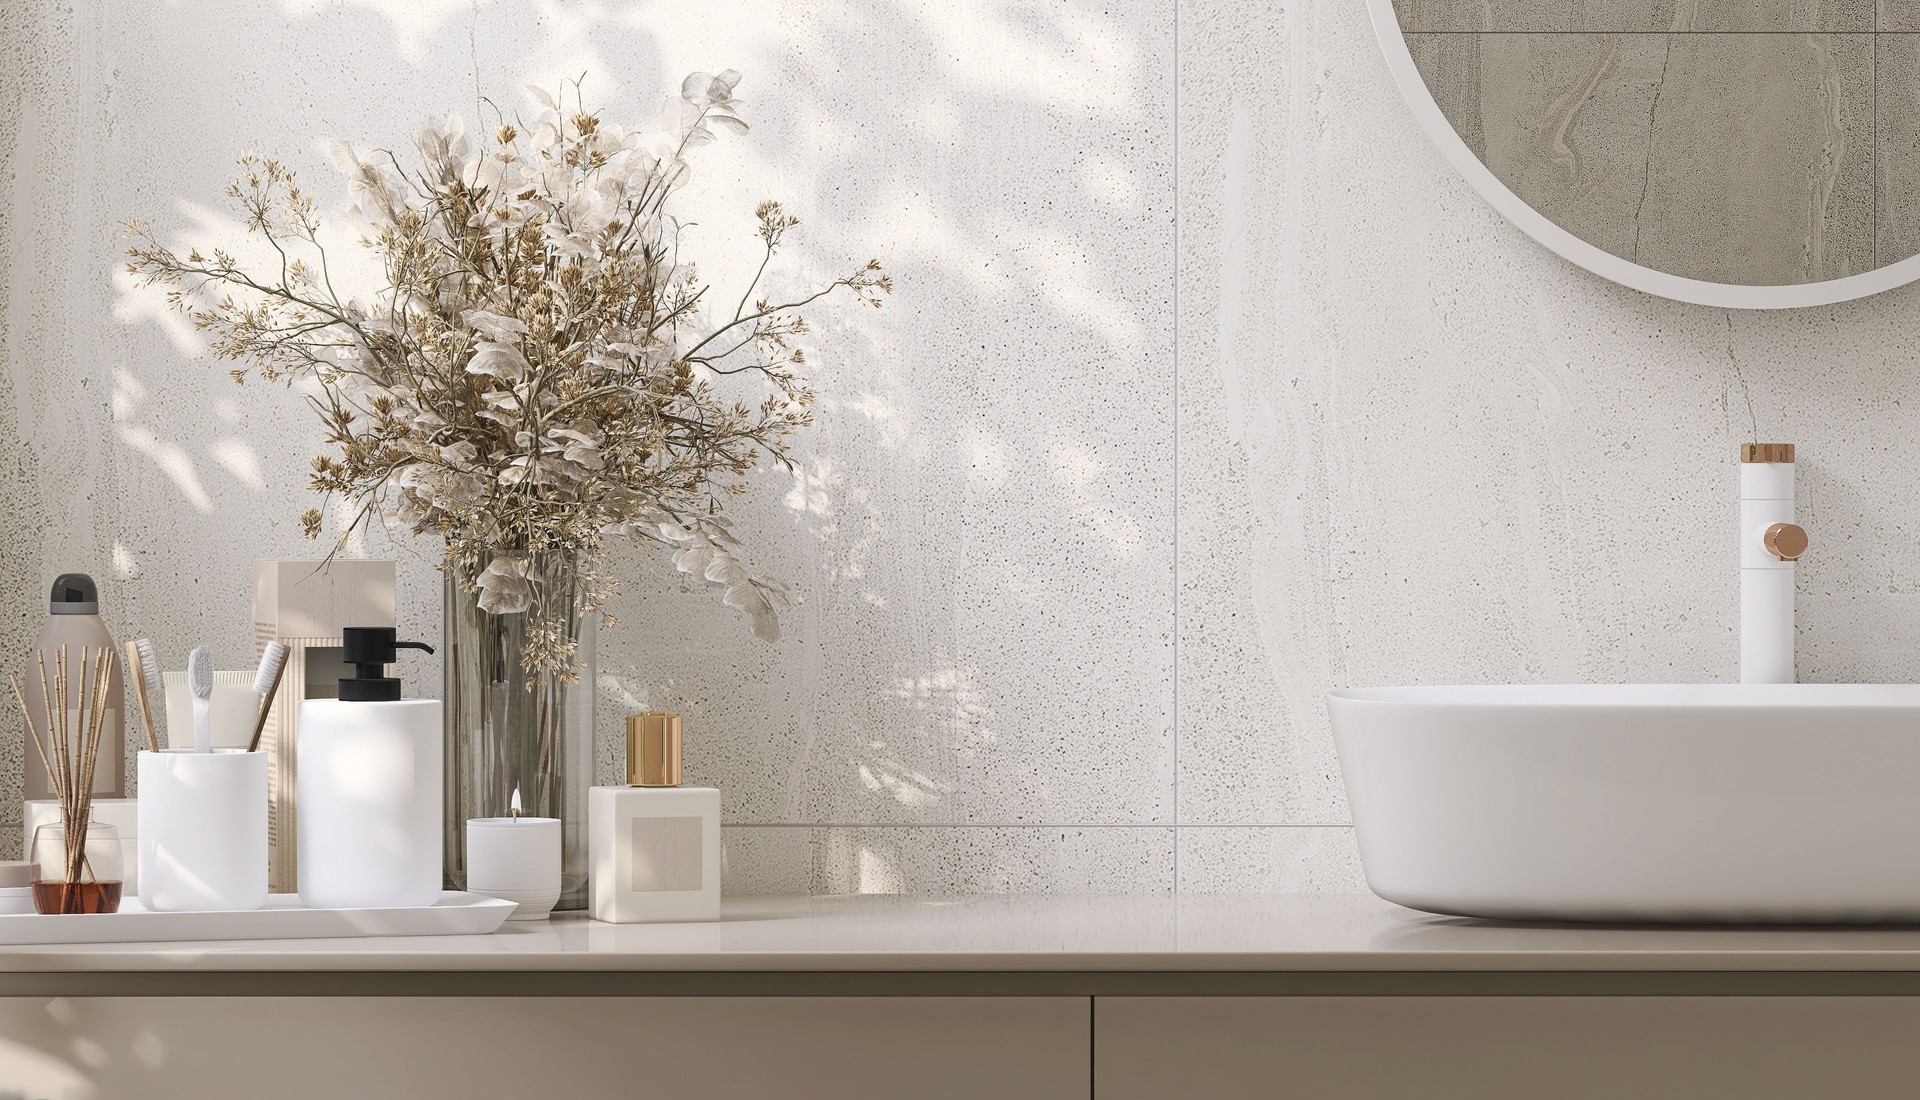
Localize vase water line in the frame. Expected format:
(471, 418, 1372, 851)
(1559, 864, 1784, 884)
(443, 554, 595, 910)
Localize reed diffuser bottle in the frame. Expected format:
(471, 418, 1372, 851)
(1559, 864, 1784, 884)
(12, 645, 125, 914)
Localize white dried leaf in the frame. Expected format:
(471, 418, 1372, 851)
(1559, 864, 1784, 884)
(476, 556, 533, 615)
(462, 309, 528, 338)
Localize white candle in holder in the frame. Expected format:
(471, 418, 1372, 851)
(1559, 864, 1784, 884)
(466, 789, 561, 921)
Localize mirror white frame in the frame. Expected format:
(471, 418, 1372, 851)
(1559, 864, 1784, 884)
(1367, 0, 1920, 310)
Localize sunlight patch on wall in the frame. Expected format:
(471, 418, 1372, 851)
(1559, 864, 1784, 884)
(897, 1, 1143, 114)
(111, 542, 138, 581)
(857, 843, 899, 893)
(275, 0, 478, 66)
(209, 439, 266, 491)
(114, 370, 214, 513)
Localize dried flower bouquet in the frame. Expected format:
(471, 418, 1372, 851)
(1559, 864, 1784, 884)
(127, 71, 888, 675)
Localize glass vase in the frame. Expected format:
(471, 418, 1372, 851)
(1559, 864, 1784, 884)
(30, 819, 123, 914)
(442, 553, 595, 910)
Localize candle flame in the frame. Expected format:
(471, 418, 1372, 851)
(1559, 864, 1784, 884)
(510, 787, 523, 819)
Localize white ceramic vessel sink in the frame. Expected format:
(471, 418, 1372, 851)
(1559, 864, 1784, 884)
(1329, 685, 1920, 924)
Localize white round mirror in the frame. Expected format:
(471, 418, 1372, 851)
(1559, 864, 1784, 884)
(1369, 0, 1920, 307)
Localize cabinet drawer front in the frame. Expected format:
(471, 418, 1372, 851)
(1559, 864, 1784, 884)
(0, 996, 1090, 1100)
(1098, 996, 1920, 1099)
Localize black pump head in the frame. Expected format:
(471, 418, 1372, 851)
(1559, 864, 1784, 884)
(338, 626, 435, 702)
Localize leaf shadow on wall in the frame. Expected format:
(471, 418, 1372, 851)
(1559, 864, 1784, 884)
(590, 0, 1175, 870)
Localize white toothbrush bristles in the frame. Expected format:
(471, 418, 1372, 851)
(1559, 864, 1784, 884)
(244, 641, 289, 753)
(187, 646, 213, 754)
(251, 642, 287, 696)
(134, 639, 163, 702)
(129, 638, 164, 752)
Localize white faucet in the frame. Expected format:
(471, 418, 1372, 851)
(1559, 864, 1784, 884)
(1739, 443, 1806, 684)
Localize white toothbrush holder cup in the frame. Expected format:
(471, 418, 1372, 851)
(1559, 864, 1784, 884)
(137, 749, 268, 912)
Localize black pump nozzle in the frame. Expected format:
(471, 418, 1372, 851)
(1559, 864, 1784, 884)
(339, 626, 434, 702)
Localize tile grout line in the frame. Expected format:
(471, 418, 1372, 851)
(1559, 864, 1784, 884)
(1171, 0, 1182, 895)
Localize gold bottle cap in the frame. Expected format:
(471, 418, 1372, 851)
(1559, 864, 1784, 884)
(1740, 443, 1795, 464)
(627, 712, 683, 787)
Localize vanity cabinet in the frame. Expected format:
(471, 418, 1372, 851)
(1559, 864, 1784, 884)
(11, 989, 1920, 1097)
(0, 996, 1091, 1099)
(9, 897, 1920, 1099)
(1095, 996, 1920, 1099)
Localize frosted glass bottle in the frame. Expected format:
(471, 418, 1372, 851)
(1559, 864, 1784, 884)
(295, 628, 441, 909)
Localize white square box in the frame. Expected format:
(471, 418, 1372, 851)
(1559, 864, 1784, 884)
(587, 786, 719, 923)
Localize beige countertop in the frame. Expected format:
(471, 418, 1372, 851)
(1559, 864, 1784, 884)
(7, 894, 1920, 983)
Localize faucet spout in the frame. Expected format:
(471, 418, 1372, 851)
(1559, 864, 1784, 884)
(1739, 444, 1800, 684)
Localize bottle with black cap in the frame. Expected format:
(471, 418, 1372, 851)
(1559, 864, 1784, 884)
(22, 574, 124, 800)
(295, 626, 443, 909)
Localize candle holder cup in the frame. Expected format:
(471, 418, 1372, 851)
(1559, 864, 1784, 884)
(466, 814, 562, 920)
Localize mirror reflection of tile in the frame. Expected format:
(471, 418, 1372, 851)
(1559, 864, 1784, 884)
(1396, 0, 1920, 286)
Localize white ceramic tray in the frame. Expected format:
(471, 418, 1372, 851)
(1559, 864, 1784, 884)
(0, 891, 515, 945)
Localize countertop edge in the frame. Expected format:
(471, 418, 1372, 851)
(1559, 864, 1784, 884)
(12, 949, 1920, 974)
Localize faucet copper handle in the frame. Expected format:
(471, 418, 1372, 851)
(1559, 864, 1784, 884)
(1764, 522, 1808, 562)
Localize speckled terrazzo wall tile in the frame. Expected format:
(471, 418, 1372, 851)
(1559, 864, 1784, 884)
(810, 827, 1175, 894)
(592, 0, 1178, 833)
(1178, 0, 1920, 894)
(1174, 0, 1350, 828)
(1410, 32, 1875, 286)
(4, 0, 1175, 894)
(1176, 828, 1368, 894)
(726, 826, 1176, 895)
(0, 1, 134, 813)
(1879, 36, 1920, 266)
(1884, 0, 1920, 29)
(720, 826, 815, 896)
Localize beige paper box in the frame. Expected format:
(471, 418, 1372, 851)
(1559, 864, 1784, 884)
(251, 559, 396, 892)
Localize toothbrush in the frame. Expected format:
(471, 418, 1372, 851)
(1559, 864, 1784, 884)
(245, 641, 288, 753)
(126, 639, 163, 753)
(187, 646, 213, 754)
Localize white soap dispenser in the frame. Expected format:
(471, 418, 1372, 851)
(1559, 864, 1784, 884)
(589, 712, 720, 923)
(296, 627, 441, 909)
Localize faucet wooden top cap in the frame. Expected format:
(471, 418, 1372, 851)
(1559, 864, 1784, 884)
(1740, 443, 1795, 463)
